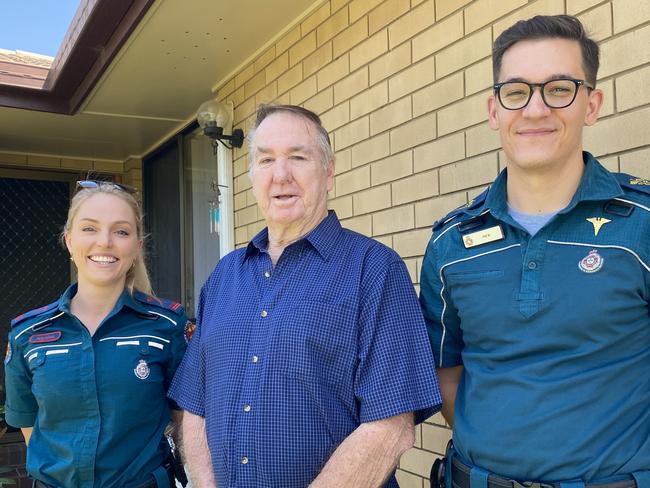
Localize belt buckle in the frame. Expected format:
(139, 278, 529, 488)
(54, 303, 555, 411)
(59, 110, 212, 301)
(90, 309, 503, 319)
(512, 481, 555, 488)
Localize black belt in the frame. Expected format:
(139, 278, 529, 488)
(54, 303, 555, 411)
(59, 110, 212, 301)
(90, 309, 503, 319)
(451, 456, 637, 488)
(32, 464, 175, 488)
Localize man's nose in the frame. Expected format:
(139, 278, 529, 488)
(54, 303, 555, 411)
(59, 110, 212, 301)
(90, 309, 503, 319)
(522, 88, 551, 117)
(272, 157, 291, 181)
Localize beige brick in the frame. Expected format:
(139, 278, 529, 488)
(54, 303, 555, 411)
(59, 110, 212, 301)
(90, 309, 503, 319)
(620, 148, 650, 179)
(567, 0, 604, 15)
(465, 0, 527, 34)
(235, 226, 248, 245)
(234, 96, 255, 125)
(437, 90, 489, 136)
(320, 101, 350, 131)
(304, 42, 333, 78)
(334, 67, 369, 104)
(336, 164, 370, 195)
(598, 79, 615, 117)
(93, 161, 122, 172)
(317, 54, 350, 89)
(369, 42, 412, 85)
(371, 151, 413, 185)
(373, 204, 415, 235)
(301, 2, 331, 36)
(334, 116, 370, 151)
(290, 76, 318, 105)
(277, 64, 303, 94)
(390, 112, 437, 153)
(351, 132, 390, 167)
(217, 78, 235, 101)
(584, 106, 650, 157)
(493, 0, 564, 38)
(246, 188, 257, 206)
(465, 58, 492, 95)
(599, 156, 620, 173)
(412, 72, 463, 117)
(254, 45, 276, 73)
(60, 157, 93, 170)
(236, 204, 258, 226)
(289, 32, 317, 67)
(395, 469, 424, 488)
(27, 155, 60, 168)
(616, 65, 650, 112)
(369, 96, 412, 135)
(255, 82, 278, 107)
(276, 25, 301, 54)
(350, 81, 388, 119)
(234, 191, 247, 210)
(415, 191, 467, 227)
(350, 29, 388, 72)
(123, 157, 142, 172)
(389, 56, 435, 102)
(234, 172, 252, 193)
(399, 447, 438, 477)
(335, 148, 352, 173)
(436, 0, 471, 20)
(231, 86, 246, 107)
(353, 184, 391, 214)
(439, 152, 499, 194)
(304, 87, 334, 114)
(317, 7, 349, 45)
(374, 234, 392, 247)
(578, 3, 612, 42)
(422, 423, 451, 454)
(393, 228, 431, 257)
(388, 0, 435, 49)
(233, 157, 247, 178)
(341, 214, 372, 235)
(349, 0, 383, 23)
(328, 194, 353, 218)
(331, 0, 350, 12)
(369, 0, 410, 34)
(333, 17, 369, 58)
(466, 123, 501, 157)
(247, 220, 265, 240)
(412, 12, 463, 62)
(436, 28, 492, 79)
(244, 71, 266, 98)
(613, 0, 650, 32)
(392, 169, 439, 205)
(235, 63, 255, 89)
(414, 132, 465, 172)
(600, 25, 650, 78)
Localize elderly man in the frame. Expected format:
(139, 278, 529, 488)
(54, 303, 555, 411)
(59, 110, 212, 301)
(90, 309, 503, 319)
(420, 14, 650, 488)
(169, 104, 441, 487)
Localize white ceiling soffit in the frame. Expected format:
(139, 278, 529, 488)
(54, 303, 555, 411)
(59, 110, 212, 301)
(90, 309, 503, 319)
(0, 0, 318, 162)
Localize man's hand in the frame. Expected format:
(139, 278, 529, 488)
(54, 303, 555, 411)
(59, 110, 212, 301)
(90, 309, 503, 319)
(437, 366, 463, 427)
(309, 412, 415, 488)
(181, 410, 217, 488)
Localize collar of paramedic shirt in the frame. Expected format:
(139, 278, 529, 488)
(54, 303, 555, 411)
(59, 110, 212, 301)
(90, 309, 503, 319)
(245, 210, 342, 262)
(57, 282, 151, 317)
(475, 151, 624, 222)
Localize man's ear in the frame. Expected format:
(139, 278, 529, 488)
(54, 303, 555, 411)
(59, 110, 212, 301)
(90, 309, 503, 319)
(488, 95, 500, 130)
(584, 88, 603, 127)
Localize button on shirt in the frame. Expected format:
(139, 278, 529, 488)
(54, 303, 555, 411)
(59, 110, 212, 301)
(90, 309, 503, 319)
(420, 153, 650, 482)
(5, 284, 188, 488)
(169, 211, 441, 488)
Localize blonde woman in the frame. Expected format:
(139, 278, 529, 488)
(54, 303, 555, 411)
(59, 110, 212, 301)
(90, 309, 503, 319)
(5, 181, 188, 488)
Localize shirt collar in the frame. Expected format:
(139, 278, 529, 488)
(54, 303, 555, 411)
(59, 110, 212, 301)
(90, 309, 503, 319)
(245, 210, 342, 262)
(483, 151, 623, 219)
(58, 283, 148, 315)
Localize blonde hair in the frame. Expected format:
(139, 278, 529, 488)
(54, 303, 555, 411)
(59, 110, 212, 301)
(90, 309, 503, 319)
(63, 183, 153, 295)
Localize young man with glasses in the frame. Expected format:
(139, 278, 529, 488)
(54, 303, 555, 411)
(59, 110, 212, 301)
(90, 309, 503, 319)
(420, 14, 650, 488)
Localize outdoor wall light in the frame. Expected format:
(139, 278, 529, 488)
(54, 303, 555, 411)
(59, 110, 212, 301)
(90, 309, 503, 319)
(196, 99, 244, 150)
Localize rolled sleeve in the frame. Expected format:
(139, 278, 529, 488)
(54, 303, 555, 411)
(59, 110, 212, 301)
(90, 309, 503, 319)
(4, 333, 38, 428)
(355, 259, 441, 425)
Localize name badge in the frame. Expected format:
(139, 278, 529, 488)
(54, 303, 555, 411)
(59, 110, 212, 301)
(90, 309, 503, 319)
(462, 225, 504, 248)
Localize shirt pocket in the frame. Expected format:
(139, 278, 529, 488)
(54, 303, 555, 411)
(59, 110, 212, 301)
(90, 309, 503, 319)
(272, 301, 356, 385)
(27, 346, 82, 405)
(444, 269, 505, 285)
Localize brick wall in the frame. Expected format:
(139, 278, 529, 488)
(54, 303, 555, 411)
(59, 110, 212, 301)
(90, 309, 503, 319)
(215, 0, 650, 485)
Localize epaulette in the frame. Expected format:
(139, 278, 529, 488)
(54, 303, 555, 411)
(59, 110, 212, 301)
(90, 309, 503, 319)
(11, 301, 59, 328)
(614, 173, 650, 196)
(432, 187, 490, 232)
(134, 291, 184, 314)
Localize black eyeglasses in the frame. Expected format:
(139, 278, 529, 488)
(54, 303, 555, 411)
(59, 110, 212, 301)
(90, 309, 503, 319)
(493, 78, 594, 110)
(76, 180, 138, 194)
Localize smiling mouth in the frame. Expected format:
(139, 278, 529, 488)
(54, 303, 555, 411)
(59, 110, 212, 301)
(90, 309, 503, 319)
(88, 255, 118, 264)
(517, 128, 556, 136)
(272, 195, 297, 201)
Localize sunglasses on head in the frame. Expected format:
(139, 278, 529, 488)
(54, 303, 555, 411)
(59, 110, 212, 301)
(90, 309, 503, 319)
(76, 180, 138, 194)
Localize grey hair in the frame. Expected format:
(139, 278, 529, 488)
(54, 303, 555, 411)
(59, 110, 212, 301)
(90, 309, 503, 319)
(247, 104, 334, 176)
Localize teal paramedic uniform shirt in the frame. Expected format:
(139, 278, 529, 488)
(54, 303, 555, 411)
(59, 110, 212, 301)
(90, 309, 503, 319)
(420, 153, 650, 484)
(4, 284, 188, 488)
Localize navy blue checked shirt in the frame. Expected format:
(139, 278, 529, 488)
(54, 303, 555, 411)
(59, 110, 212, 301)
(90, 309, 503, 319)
(169, 211, 441, 487)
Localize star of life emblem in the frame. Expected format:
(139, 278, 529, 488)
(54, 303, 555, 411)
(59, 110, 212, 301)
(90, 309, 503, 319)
(578, 249, 604, 273)
(134, 359, 150, 380)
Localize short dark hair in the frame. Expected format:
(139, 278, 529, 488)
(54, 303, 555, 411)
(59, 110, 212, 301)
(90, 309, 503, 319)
(492, 15, 599, 87)
(248, 104, 334, 170)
